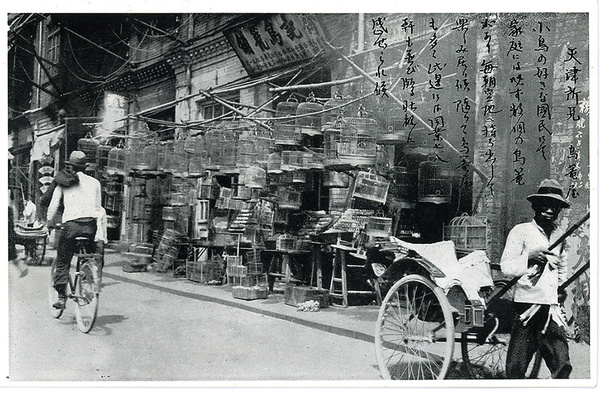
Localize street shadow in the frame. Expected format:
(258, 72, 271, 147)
(87, 314, 128, 336)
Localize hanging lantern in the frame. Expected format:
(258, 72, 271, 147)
(274, 98, 300, 146)
(418, 158, 453, 204)
(295, 93, 323, 137)
(338, 116, 378, 166)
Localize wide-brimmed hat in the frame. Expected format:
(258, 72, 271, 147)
(64, 150, 88, 169)
(526, 178, 570, 208)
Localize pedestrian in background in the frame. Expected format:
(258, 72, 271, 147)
(501, 178, 572, 379)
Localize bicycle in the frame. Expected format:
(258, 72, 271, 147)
(48, 236, 101, 333)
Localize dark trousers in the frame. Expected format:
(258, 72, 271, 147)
(53, 219, 97, 286)
(506, 303, 572, 379)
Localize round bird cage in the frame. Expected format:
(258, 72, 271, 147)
(388, 166, 418, 207)
(446, 214, 487, 255)
(274, 98, 300, 146)
(377, 108, 411, 145)
(418, 158, 453, 204)
(77, 132, 100, 170)
(267, 152, 282, 174)
(321, 92, 357, 130)
(295, 93, 323, 137)
(107, 143, 128, 174)
(323, 122, 343, 167)
(338, 116, 378, 166)
(96, 143, 113, 170)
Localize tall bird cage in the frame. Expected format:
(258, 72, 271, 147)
(77, 132, 100, 171)
(184, 133, 207, 177)
(418, 157, 453, 204)
(295, 93, 323, 137)
(172, 135, 190, 176)
(388, 166, 418, 208)
(237, 122, 258, 168)
(218, 121, 240, 172)
(377, 108, 411, 145)
(323, 121, 343, 167)
(267, 152, 282, 174)
(107, 142, 128, 175)
(274, 98, 300, 146)
(338, 115, 378, 166)
(96, 142, 113, 170)
(255, 125, 274, 165)
(203, 127, 219, 170)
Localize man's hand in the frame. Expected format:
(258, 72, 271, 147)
(528, 247, 553, 268)
(558, 288, 567, 304)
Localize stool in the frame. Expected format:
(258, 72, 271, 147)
(329, 244, 372, 307)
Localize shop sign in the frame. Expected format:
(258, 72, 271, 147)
(224, 14, 328, 76)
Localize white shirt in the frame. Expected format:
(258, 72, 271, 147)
(23, 200, 37, 225)
(500, 220, 568, 305)
(48, 172, 102, 225)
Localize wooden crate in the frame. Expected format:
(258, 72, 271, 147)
(284, 285, 330, 308)
(232, 286, 269, 300)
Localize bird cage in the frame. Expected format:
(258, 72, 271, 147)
(96, 143, 113, 169)
(295, 94, 323, 136)
(141, 142, 159, 172)
(267, 152, 282, 174)
(274, 98, 300, 145)
(276, 186, 302, 210)
(329, 187, 349, 212)
(338, 117, 378, 166)
(323, 124, 343, 167)
(292, 171, 306, 184)
(377, 109, 410, 145)
(276, 233, 297, 252)
(218, 121, 239, 171)
(352, 171, 389, 204)
(445, 214, 487, 254)
(280, 150, 292, 171)
(418, 158, 453, 204)
(161, 140, 175, 173)
(197, 176, 220, 200)
(366, 217, 393, 237)
(305, 148, 324, 170)
(388, 166, 418, 207)
(255, 127, 274, 164)
(105, 179, 123, 195)
(323, 171, 350, 188)
(77, 132, 100, 166)
(131, 196, 151, 221)
(237, 125, 258, 168)
(185, 134, 207, 177)
(243, 165, 267, 189)
(107, 143, 128, 174)
(171, 137, 189, 176)
(321, 93, 356, 130)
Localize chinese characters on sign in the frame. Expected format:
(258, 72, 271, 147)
(224, 14, 327, 76)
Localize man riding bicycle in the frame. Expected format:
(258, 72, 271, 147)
(47, 151, 103, 310)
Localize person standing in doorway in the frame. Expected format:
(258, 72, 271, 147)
(501, 178, 572, 379)
(46, 151, 102, 310)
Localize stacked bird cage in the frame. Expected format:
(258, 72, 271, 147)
(276, 186, 302, 210)
(276, 233, 297, 252)
(241, 249, 268, 287)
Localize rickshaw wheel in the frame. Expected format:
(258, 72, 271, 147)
(375, 274, 455, 380)
(460, 280, 542, 379)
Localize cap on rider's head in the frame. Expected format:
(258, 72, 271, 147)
(526, 178, 570, 209)
(64, 150, 88, 170)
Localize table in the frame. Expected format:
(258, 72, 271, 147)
(262, 249, 312, 292)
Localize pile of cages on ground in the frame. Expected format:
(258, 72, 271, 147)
(186, 250, 225, 285)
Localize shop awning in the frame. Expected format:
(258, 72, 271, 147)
(30, 124, 64, 162)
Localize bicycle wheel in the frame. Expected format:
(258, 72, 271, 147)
(375, 274, 456, 380)
(73, 260, 99, 333)
(48, 260, 64, 319)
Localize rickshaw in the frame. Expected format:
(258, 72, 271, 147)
(373, 211, 589, 380)
(14, 221, 49, 265)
